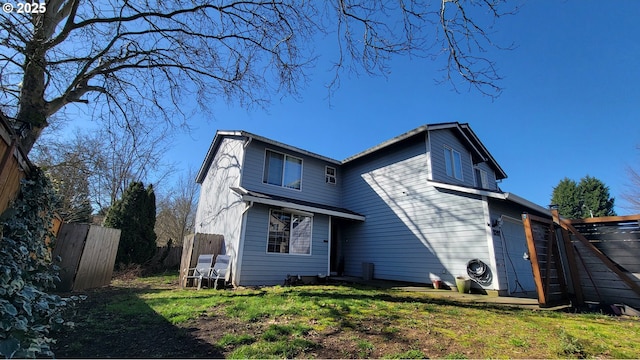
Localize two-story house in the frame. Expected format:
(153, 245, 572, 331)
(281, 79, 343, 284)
(194, 122, 550, 295)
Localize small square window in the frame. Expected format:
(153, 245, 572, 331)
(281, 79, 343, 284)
(325, 166, 336, 184)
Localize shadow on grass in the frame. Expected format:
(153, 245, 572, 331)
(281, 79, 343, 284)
(52, 286, 223, 358)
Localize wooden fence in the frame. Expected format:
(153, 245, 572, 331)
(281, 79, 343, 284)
(150, 245, 183, 268)
(52, 223, 121, 292)
(0, 115, 31, 215)
(522, 210, 640, 310)
(179, 233, 224, 288)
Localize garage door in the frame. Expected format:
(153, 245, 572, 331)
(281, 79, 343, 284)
(500, 217, 537, 294)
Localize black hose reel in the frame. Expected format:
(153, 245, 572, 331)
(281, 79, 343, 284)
(466, 258, 492, 286)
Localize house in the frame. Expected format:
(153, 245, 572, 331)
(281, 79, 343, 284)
(194, 122, 550, 295)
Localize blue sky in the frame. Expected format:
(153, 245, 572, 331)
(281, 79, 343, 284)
(165, 0, 640, 214)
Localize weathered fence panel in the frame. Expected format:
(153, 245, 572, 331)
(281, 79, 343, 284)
(524, 210, 640, 310)
(52, 224, 91, 291)
(179, 233, 224, 288)
(73, 225, 121, 291)
(0, 115, 31, 215)
(52, 223, 121, 292)
(562, 215, 640, 309)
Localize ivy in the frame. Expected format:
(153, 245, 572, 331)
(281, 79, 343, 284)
(0, 168, 78, 358)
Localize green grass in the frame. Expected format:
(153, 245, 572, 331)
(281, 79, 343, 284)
(64, 273, 640, 359)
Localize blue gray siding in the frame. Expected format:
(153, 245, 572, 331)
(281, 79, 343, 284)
(341, 136, 492, 286)
(429, 128, 499, 192)
(238, 203, 330, 286)
(241, 140, 342, 207)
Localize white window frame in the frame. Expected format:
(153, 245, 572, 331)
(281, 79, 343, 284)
(262, 149, 303, 190)
(475, 167, 489, 189)
(266, 209, 313, 256)
(325, 166, 336, 185)
(444, 146, 463, 181)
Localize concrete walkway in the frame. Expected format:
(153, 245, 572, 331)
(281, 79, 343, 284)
(329, 277, 566, 311)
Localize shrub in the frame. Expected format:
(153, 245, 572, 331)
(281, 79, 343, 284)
(0, 168, 74, 358)
(104, 182, 157, 265)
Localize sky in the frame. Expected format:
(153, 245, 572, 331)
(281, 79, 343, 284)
(161, 1, 640, 215)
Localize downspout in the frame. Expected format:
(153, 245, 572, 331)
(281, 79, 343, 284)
(243, 136, 253, 148)
(234, 200, 253, 286)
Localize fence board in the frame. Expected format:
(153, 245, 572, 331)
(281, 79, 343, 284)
(52, 224, 90, 292)
(179, 233, 224, 288)
(0, 115, 31, 215)
(73, 226, 121, 291)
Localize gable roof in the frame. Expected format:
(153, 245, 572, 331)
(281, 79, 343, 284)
(196, 130, 341, 183)
(342, 122, 507, 180)
(197, 122, 507, 183)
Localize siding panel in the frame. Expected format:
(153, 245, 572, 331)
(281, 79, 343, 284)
(239, 204, 330, 285)
(242, 140, 342, 207)
(341, 136, 491, 286)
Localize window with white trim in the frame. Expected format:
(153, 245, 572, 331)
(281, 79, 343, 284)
(267, 209, 312, 255)
(325, 166, 336, 184)
(475, 167, 489, 189)
(263, 150, 303, 190)
(444, 146, 463, 180)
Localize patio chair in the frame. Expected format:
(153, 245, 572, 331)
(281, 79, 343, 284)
(207, 254, 230, 290)
(184, 254, 214, 290)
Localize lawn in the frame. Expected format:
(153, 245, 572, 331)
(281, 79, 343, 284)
(52, 272, 640, 359)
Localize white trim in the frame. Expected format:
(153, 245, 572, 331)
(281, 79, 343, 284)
(327, 216, 332, 276)
(325, 165, 337, 185)
(240, 193, 366, 221)
(430, 180, 503, 198)
(266, 208, 313, 256)
(444, 145, 463, 181)
(262, 148, 303, 191)
(236, 206, 250, 286)
(426, 131, 433, 180)
(430, 180, 551, 216)
(482, 196, 500, 290)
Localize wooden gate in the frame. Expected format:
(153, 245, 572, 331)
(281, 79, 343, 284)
(521, 213, 570, 307)
(523, 210, 640, 309)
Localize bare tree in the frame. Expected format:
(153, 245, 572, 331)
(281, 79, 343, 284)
(1, 0, 514, 154)
(623, 153, 640, 212)
(32, 122, 173, 213)
(155, 168, 199, 246)
(32, 142, 93, 223)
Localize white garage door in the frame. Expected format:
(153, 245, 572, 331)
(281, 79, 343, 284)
(500, 217, 537, 294)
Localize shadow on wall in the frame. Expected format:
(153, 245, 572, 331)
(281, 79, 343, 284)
(340, 143, 489, 287)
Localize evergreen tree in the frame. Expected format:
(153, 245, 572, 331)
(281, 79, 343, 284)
(551, 175, 616, 219)
(104, 182, 157, 265)
(576, 175, 616, 218)
(551, 178, 580, 218)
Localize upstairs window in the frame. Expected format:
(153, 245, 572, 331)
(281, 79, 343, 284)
(444, 146, 463, 181)
(263, 150, 302, 190)
(325, 166, 336, 184)
(268, 209, 312, 255)
(475, 168, 489, 189)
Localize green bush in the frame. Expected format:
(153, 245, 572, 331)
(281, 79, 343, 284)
(0, 168, 75, 358)
(104, 181, 157, 265)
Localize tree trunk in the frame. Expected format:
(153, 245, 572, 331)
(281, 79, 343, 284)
(17, 41, 48, 153)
